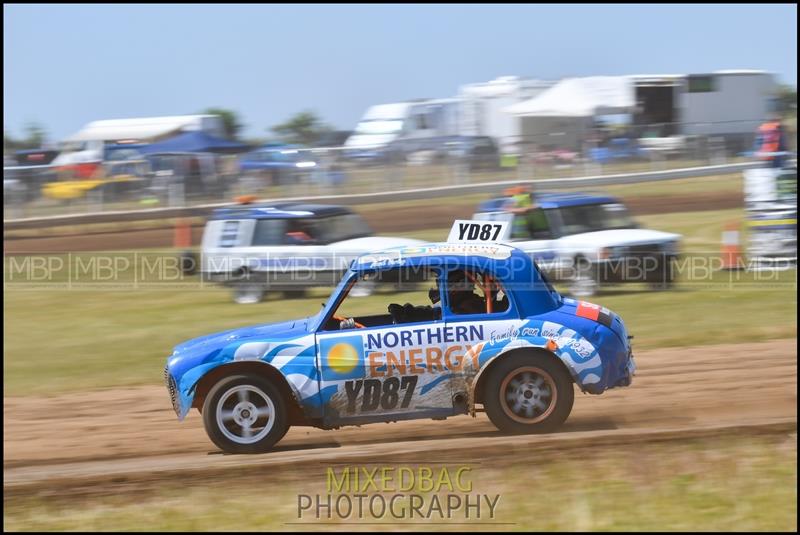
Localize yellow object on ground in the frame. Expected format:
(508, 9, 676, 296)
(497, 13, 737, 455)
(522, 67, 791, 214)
(42, 175, 142, 201)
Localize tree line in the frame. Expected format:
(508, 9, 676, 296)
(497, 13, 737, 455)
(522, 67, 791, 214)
(4, 109, 341, 154)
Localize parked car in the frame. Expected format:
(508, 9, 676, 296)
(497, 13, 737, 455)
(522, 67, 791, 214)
(198, 201, 425, 303)
(473, 188, 682, 296)
(13, 149, 60, 167)
(4, 151, 58, 203)
(383, 135, 500, 170)
(164, 232, 636, 454)
(239, 144, 319, 187)
(588, 137, 647, 164)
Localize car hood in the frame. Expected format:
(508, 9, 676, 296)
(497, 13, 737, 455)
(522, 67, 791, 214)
(557, 228, 681, 248)
(165, 315, 318, 420)
(171, 317, 311, 360)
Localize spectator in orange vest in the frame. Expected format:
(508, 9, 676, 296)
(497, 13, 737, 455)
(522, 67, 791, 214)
(755, 118, 787, 168)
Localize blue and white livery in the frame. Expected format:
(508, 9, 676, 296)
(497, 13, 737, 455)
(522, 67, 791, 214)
(165, 228, 636, 454)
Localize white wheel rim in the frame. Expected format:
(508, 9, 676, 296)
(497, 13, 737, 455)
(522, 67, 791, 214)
(500, 366, 557, 424)
(216, 385, 276, 444)
(234, 286, 263, 304)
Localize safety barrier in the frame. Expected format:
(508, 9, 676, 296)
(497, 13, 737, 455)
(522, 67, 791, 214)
(3, 159, 793, 231)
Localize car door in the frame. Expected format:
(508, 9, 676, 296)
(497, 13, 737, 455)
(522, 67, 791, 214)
(314, 269, 454, 427)
(245, 216, 336, 288)
(441, 267, 523, 397)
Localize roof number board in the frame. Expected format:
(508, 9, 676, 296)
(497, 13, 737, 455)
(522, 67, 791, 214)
(447, 220, 510, 243)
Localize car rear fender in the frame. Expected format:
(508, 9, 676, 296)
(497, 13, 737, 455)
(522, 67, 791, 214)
(467, 335, 603, 415)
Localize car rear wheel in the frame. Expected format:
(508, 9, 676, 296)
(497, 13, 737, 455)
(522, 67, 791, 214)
(202, 375, 288, 454)
(483, 353, 574, 434)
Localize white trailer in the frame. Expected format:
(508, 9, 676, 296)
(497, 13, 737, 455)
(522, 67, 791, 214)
(458, 76, 555, 154)
(345, 77, 554, 155)
(402, 98, 462, 140)
(344, 98, 464, 152)
(344, 102, 413, 151)
(631, 70, 778, 153)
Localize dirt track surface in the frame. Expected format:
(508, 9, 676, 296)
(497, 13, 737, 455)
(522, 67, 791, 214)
(3, 338, 795, 491)
(3, 190, 742, 254)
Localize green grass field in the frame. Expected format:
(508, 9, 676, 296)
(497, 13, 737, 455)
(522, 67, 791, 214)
(4, 434, 796, 531)
(3, 208, 796, 396)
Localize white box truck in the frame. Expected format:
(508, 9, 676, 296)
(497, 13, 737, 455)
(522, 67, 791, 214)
(631, 70, 778, 154)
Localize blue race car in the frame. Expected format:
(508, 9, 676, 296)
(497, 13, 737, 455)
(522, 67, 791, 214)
(165, 222, 636, 453)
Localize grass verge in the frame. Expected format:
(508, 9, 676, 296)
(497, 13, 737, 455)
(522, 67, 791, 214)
(3, 433, 796, 531)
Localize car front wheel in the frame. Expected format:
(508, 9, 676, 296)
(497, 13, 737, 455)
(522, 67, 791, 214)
(202, 375, 288, 454)
(483, 353, 574, 434)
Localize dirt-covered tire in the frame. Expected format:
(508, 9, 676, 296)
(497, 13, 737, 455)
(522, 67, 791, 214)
(202, 375, 288, 454)
(483, 352, 574, 434)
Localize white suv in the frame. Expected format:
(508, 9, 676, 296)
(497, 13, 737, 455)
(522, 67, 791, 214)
(473, 191, 682, 296)
(199, 202, 424, 303)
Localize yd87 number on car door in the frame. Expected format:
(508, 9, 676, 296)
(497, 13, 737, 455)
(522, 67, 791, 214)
(343, 376, 419, 413)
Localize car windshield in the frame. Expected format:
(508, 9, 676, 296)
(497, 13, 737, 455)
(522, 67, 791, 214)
(552, 203, 635, 235)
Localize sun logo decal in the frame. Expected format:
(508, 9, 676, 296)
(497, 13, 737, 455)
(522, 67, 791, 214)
(328, 343, 359, 374)
(320, 335, 364, 380)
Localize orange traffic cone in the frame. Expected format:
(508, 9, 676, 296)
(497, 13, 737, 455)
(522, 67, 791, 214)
(720, 221, 745, 270)
(174, 218, 192, 249)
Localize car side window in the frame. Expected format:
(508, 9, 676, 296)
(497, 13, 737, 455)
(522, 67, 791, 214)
(445, 269, 510, 316)
(283, 219, 318, 245)
(252, 219, 287, 246)
(219, 221, 240, 247)
(322, 268, 442, 331)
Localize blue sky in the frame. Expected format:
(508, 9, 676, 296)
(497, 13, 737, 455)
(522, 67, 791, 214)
(4, 4, 797, 141)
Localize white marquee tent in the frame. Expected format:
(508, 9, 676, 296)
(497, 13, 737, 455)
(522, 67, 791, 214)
(502, 76, 636, 150)
(504, 76, 635, 117)
(63, 115, 225, 144)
